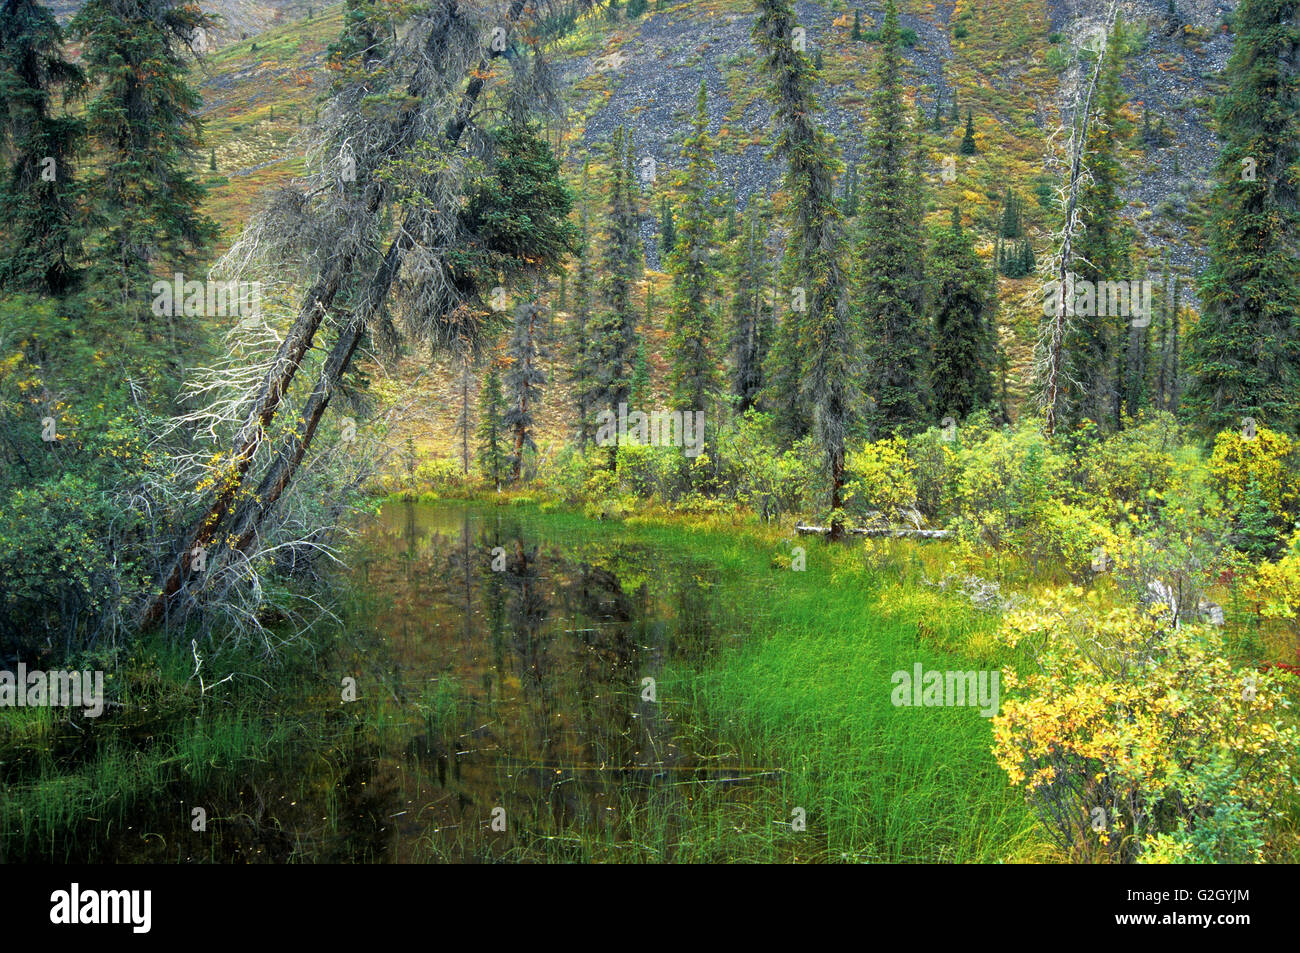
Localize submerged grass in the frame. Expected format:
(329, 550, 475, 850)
(0, 634, 323, 862)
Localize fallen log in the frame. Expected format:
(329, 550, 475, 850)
(795, 524, 952, 539)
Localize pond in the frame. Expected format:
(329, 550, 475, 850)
(3, 500, 787, 863)
(336, 500, 782, 861)
(7, 499, 1029, 863)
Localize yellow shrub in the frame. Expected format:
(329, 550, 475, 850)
(993, 590, 1300, 862)
(845, 436, 917, 520)
(1208, 425, 1299, 522)
(1246, 531, 1300, 647)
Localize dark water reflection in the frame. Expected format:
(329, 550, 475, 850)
(340, 501, 754, 861)
(13, 502, 765, 863)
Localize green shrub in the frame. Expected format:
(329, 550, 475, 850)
(716, 412, 824, 522)
(1075, 413, 1181, 521)
(907, 428, 956, 521)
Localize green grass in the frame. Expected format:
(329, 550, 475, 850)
(0, 635, 316, 862)
(623, 517, 1042, 862)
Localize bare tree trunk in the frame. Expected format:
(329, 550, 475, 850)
(1039, 3, 1116, 436)
(829, 449, 844, 541)
(140, 269, 351, 627)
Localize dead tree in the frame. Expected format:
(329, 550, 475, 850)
(453, 351, 478, 475)
(142, 0, 593, 630)
(1035, 2, 1117, 436)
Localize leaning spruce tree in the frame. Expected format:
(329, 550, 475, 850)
(1186, 0, 1300, 435)
(141, 2, 594, 628)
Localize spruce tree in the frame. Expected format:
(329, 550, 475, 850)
(588, 127, 642, 459)
(762, 262, 807, 441)
(0, 0, 85, 295)
(754, 0, 855, 536)
(1186, 0, 1300, 434)
(723, 187, 739, 240)
(632, 283, 654, 407)
(1120, 306, 1151, 421)
(568, 165, 598, 448)
(325, 0, 387, 88)
(731, 199, 773, 415)
(666, 79, 722, 414)
(1000, 189, 1023, 238)
(453, 354, 477, 475)
(842, 161, 860, 216)
(1155, 261, 1182, 414)
(960, 109, 977, 154)
(1236, 476, 1282, 559)
(631, 329, 651, 406)
(477, 361, 508, 489)
(70, 0, 218, 330)
(856, 0, 927, 433)
(930, 208, 996, 419)
(659, 193, 676, 258)
(504, 301, 545, 480)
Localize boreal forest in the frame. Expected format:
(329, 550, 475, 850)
(2, 0, 1300, 876)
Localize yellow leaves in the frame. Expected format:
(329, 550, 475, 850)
(1245, 537, 1300, 630)
(1208, 424, 1299, 521)
(845, 436, 917, 518)
(992, 590, 1300, 856)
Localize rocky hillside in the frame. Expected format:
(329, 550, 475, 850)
(189, 0, 1238, 464)
(49, 0, 314, 45)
